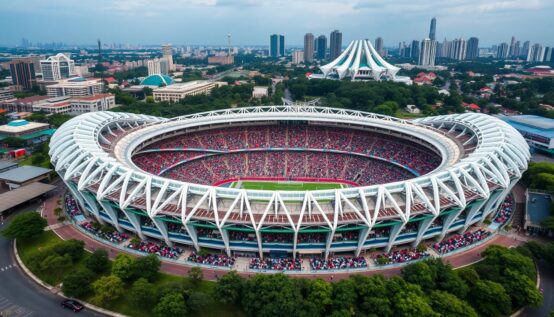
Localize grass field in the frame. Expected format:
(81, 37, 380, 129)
(232, 181, 344, 191)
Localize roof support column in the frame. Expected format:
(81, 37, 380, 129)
(121, 209, 145, 240)
(461, 199, 488, 233)
(439, 207, 464, 241)
(385, 222, 406, 253)
(355, 226, 370, 256)
(152, 218, 172, 247)
(98, 200, 123, 233)
(412, 217, 436, 248)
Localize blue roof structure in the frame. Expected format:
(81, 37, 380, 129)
(7, 120, 30, 127)
(527, 192, 552, 226)
(499, 115, 554, 139)
(140, 74, 174, 87)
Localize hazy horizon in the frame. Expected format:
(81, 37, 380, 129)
(2, 0, 554, 47)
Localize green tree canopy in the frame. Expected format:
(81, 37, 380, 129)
(61, 268, 95, 298)
(1, 212, 46, 240)
(111, 253, 136, 282)
(129, 277, 156, 309)
(214, 271, 244, 305)
(134, 254, 161, 282)
(153, 292, 187, 317)
(92, 275, 125, 305)
(85, 249, 110, 274)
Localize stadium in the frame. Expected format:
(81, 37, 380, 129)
(50, 105, 529, 265)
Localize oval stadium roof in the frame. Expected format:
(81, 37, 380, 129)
(140, 74, 174, 87)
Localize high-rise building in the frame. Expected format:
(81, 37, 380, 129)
(411, 40, 420, 60)
(270, 34, 285, 57)
(292, 51, 304, 64)
(329, 30, 342, 60)
(419, 38, 437, 66)
(452, 38, 467, 61)
(527, 43, 544, 62)
(40, 53, 75, 81)
(304, 33, 315, 62)
(162, 43, 174, 71)
(508, 36, 517, 58)
(497, 43, 509, 59)
(9, 58, 36, 91)
(316, 35, 327, 60)
(429, 17, 437, 41)
(375, 37, 385, 56)
(513, 41, 521, 59)
(466, 37, 480, 60)
(544, 47, 553, 62)
(521, 41, 530, 59)
(147, 58, 170, 76)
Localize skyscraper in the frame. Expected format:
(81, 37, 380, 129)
(466, 37, 479, 60)
(513, 41, 521, 59)
(452, 38, 467, 60)
(497, 43, 509, 59)
(316, 35, 327, 60)
(429, 17, 437, 41)
(508, 36, 517, 58)
(419, 38, 437, 66)
(375, 37, 384, 56)
(304, 33, 314, 62)
(9, 58, 36, 91)
(329, 30, 342, 60)
(270, 34, 285, 57)
(162, 43, 174, 71)
(527, 43, 544, 62)
(544, 47, 553, 62)
(411, 40, 420, 60)
(521, 41, 530, 59)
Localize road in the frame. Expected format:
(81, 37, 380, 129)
(521, 260, 554, 317)
(0, 210, 102, 317)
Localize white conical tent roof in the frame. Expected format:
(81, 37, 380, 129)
(319, 39, 400, 80)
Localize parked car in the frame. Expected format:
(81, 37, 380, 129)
(61, 299, 84, 312)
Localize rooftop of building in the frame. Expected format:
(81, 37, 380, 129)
(47, 77, 102, 87)
(0, 160, 18, 171)
(0, 120, 49, 134)
(499, 114, 554, 138)
(9, 95, 50, 104)
(153, 80, 219, 92)
(526, 192, 552, 227)
(0, 165, 52, 183)
(0, 182, 57, 214)
(140, 74, 174, 87)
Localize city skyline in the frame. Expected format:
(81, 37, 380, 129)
(1, 0, 554, 47)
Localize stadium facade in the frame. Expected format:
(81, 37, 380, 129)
(49, 106, 529, 259)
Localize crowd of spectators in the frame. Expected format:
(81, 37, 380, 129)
(249, 257, 301, 271)
(494, 195, 514, 225)
(80, 221, 129, 243)
(433, 229, 491, 254)
(131, 124, 441, 186)
(376, 248, 430, 265)
(65, 194, 83, 218)
(309, 256, 367, 270)
(187, 252, 236, 268)
(127, 240, 183, 259)
(228, 231, 256, 241)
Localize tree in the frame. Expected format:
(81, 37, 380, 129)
(134, 254, 161, 282)
(61, 268, 95, 298)
(429, 291, 478, 317)
(1, 212, 46, 240)
(129, 278, 156, 309)
(92, 275, 125, 305)
(401, 261, 436, 290)
(153, 292, 187, 317)
(186, 291, 210, 313)
(303, 278, 332, 317)
(52, 239, 85, 262)
(352, 275, 392, 317)
(331, 279, 357, 313)
(41, 254, 73, 282)
(188, 267, 203, 287)
(469, 280, 511, 317)
(242, 274, 303, 317)
(85, 249, 110, 274)
(500, 269, 542, 309)
(214, 271, 244, 304)
(111, 253, 136, 282)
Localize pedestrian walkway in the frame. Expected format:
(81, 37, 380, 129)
(0, 295, 34, 317)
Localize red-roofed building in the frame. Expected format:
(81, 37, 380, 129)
(463, 102, 481, 112)
(414, 72, 437, 86)
(104, 77, 117, 84)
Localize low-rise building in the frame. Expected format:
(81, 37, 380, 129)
(252, 86, 269, 99)
(0, 120, 54, 145)
(46, 77, 104, 97)
(153, 81, 227, 103)
(31, 94, 115, 115)
(208, 55, 234, 65)
(0, 95, 49, 113)
(0, 87, 15, 103)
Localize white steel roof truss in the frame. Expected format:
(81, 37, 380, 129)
(256, 192, 276, 231)
(339, 191, 370, 227)
(383, 187, 405, 221)
(219, 192, 243, 227)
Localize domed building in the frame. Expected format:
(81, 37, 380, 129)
(140, 74, 174, 87)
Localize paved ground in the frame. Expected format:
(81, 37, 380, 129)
(0, 209, 102, 317)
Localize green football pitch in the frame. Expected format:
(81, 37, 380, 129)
(230, 181, 345, 191)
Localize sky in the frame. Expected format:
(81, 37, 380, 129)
(1, 0, 553, 47)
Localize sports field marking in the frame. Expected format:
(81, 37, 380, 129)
(237, 181, 344, 191)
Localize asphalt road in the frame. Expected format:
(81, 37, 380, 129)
(522, 260, 554, 317)
(0, 209, 103, 317)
